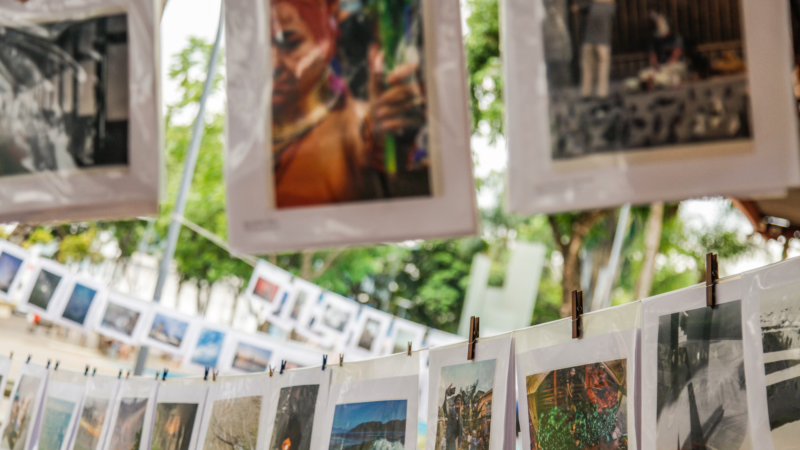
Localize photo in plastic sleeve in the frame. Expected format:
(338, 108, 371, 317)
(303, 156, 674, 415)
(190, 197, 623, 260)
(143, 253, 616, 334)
(525, 359, 628, 450)
(268, 385, 319, 450)
(107, 397, 148, 450)
(188, 327, 228, 369)
(38, 373, 84, 450)
(74, 396, 111, 450)
(541, 0, 751, 163)
(758, 279, 800, 448)
(656, 300, 749, 449)
(328, 400, 407, 450)
(434, 359, 496, 450)
(151, 403, 199, 450)
(269, 0, 432, 209)
(202, 396, 262, 450)
(1, 373, 44, 450)
(0, 12, 129, 180)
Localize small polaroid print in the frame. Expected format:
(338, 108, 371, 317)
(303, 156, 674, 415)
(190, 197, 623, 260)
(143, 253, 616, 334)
(142, 307, 195, 356)
(19, 259, 71, 318)
(94, 292, 149, 345)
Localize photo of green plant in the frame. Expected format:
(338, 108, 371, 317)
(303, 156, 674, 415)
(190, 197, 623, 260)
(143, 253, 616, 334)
(525, 359, 628, 450)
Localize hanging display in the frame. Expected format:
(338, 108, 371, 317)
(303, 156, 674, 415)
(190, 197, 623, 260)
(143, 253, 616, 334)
(52, 276, 108, 333)
(93, 293, 150, 346)
(262, 367, 330, 450)
(501, 0, 800, 214)
(182, 324, 233, 372)
(225, 333, 282, 374)
(67, 375, 119, 450)
(310, 293, 361, 350)
(425, 336, 514, 450)
(33, 370, 86, 450)
(383, 317, 427, 356)
(641, 276, 759, 450)
(195, 374, 271, 450)
(246, 261, 295, 324)
(224, 0, 476, 253)
(349, 307, 392, 357)
(514, 302, 641, 450)
(141, 306, 197, 357)
(101, 378, 158, 450)
(0, 364, 49, 450)
(319, 353, 420, 450)
(148, 379, 208, 450)
(0, 0, 161, 223)
(19, 259, 71, 319)
(272, 278, 323, 336)
(0, 241, 30, 303)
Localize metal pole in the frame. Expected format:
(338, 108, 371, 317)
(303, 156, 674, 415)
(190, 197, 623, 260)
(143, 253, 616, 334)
(134, 4, 225, 375)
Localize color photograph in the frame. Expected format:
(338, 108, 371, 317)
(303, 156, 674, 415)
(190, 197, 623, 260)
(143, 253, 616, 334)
(760, 282, 800, 449)
(231, 342, 272, 373)
(148, 313, 190, 349)
(290, 289, 311, 320)
(1, 375, 43, 450)
(328, 400, 407, 450)
(321, 305, 351, 333)
(358, 319, 381, 352)
(151, 403, 199, 450)
(61, 284, 99, 325)
(28, 269, 63, 311)
(392, 330, 417, 355)
(0, 252, 23, 294)
(270, 0, 431, 209)
(100, 302, 141, 337)
(190, 328, 226, 368)
(269, 385, 319, 450)
(525, 359, 628, 450)
(107, 397, 148, 450)
(203, 396, 262, 450)
(434, 359, 497, 450)
(544, 0, 751, 161)
(0, 14, 129, 179)
(73, 397, 111, 450)
(38, 397, 76, 450)
(656, 300, 748, 449)
(253, 278, 280, 303)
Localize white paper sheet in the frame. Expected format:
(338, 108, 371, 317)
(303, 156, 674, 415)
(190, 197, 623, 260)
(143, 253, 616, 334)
(101, 377, 158, 450)
(0, 364, 49, 450)
(32, 370, 86, 450)
(0, 241, 31, 304)
(66, 375, 119, 450)
(262, 367, 330, 450)
(147, 379, 208, 450)
(92, 293, 150, 346)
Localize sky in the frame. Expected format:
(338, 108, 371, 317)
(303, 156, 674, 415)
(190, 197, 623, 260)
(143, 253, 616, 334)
(437, 359, 496, 402)
(332, 400, 408, 430)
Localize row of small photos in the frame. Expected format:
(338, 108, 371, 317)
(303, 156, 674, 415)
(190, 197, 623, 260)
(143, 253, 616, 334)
(0, 241, 461, 374)
(2, 253, 799, 450)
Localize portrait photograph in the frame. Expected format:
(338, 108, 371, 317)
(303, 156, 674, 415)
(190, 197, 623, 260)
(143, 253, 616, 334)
(231, 341, 273, 373)
(202, 396, 262, 450)
(328, 400, 407, 450)
(269, 385, 319, 450)
(0, 247, 25, 298)
(434, 360, 496, 450)
(525, 360, 628, 450)
(1, 373, 44, 450)
(151, 403, 199, 450)
(144, 310, 194, 354)
(188, 327, 228, 369)
(73, 397, 111, 450)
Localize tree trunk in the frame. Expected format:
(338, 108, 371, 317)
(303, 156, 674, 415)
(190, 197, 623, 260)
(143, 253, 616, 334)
(636, 202, 664, 300)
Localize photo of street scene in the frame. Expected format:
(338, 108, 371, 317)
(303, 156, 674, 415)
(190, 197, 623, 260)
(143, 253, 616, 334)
(202, 396, 262, 450)
(543, 0, 751, 160)
(107, 397, 148, 450)
(1, 375, 42, 450)
(190, 328, 226, 368)
(100, 302, 141, 337)
(0, 14, 129, 178)
(358, 319, 381, 352)
(759, 280, 800, 449)
(269, 385, 319, 450)
(656, 300, 749, 449)
(61, 284, 99, 325)
(435, 359, 497, 450)
(231, 342, 272, 373)
(28, 269, 62, 311)
(39, 397, 76, 450)
(73, 397, 111, 450)
(525, 359, 628, 449)
(151, 403, 199, 450)
(0, 252, 23, 293)
(328, 400, 407, 450)
(148, 313, 190, 349)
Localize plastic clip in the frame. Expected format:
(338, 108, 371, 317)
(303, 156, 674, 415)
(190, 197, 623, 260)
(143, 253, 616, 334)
(92, 368, 97, 377)
(85, 365, 90, 376)
(46, 359, 51, 369)
(280, 360, 287, 375)
(162, 369, 168, 381)
(204, 367, 210, 381)
(54, 361, 60, 371)
(322, 355, 327, 371)
(26, 355, 31, 364)
(118, 370, 123, 379)
(572, 290, 583, 339)
(706, 253, 718, 308)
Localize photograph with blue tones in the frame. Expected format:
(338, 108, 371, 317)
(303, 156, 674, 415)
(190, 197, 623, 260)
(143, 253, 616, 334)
(435, 359, 497, 450)
(329, 400, 407, 450)
(148, 313, 190, 348)
(0, 252, 23, 293)
(232, 342, 272, 373)
(190, 328, 226, 368)
(28, 269, 62, 311)
(61, 284, 98, 325)
(38, 397, 76, 450)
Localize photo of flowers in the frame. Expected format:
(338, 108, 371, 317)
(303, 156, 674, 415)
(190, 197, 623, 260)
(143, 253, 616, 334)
(525, 359, 628, 450)
(328, 400, 407, 450)
(434, 359, 496, 450)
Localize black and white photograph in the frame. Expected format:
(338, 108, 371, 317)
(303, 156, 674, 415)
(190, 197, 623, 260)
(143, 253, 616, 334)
(656, 300, 749, 449)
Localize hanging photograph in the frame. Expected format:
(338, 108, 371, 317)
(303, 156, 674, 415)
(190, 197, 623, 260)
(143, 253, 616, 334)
(71, 376, 119, 450)
(53, 276, 107, 332)
(0, 241, 29, 303)
(383, 318, 427, 355)
(195, 374, 271, 450)
(262, 367, 328, 450)
(0, 0, 160, 223)
(246, 261, 294, 322)
(0, 364, 48, 450)
(502, 0, 800, 214)
(318, 353, 419, 450)
(183, 325, 231, 371)
(149, 381, 208, 450)
(272, 278, 323, 335)
(35, 371, 85, 450)
(226, 334, 280, 374)
(224, 0, 476, 253)
(19, 259, 70, 318)
(93, 292, 149, 346)
(310, 293, 360, 346)
(142, 307, 196, 356)
(102, 378, 158, 450)
(350, 309, 392, 356)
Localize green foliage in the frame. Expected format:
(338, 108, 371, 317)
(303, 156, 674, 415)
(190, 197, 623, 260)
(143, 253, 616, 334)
(573, 403, 619, 447)
(465, 0, 503, 138)
(536, 408, 577, 450)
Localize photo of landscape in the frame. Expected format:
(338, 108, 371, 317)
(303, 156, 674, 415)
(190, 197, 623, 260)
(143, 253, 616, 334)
(28, 269, 62, 311)
(151, 403, 199, 450)
(107, 397, 148, 450)
(148, 313, 190, 349)
(100, 302, 141, 337)
(269, 385, 319, 450)
(435, 359, 496, 450)
(328, 400, 407, 450)
(525, 359, 628, 449)
(73, 397, 111, 450)
(231, 342, 272, 373)
(0, 251, 23, 293)
(190, 328, 226, 368)
(61, 284, 99, 326)
(203, 396, 262, 450)
(1, 374, 42, 450)
(656, 300, 749, 449)
(38, 397, 76, 450)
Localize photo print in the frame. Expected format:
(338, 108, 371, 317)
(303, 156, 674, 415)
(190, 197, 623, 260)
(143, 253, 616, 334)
(143, 308, 194, 355)
(22, 260, 70, 316)
(73, 375, 120, 450)
(187, 327, 229, 370)
(0, 365, 48, 450)
(312, 294, 360, 344)
(54, 277, 106, 331)
(351, 310, 391, 356)
(203, 396, 262, 450)
(107, 398, 148, 450)
(274, 278, 323, 336)
(95, 293, 147, 345)
(0, 241, 28, 301)
(36, 370, 86, 450)
(434, 359, 497, 450)
(383, 318, 426, 355)
(329, 400, 407, 450)
(150, 382, 207, 450)
(229, 336, 277, 373)
(269, 385, 319, 450)
(526, 360, 628, 449)
(246, 262, 293, 322)
(656, 300, 749, 449)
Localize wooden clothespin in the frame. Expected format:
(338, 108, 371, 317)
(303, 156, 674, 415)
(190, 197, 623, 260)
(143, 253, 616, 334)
(268, 366, 275, 377)
(280, 360, 287, 375)
(155, 371, 160, 381)
(54, 361, 60, 371)
(706, 253, 719, 308)
(467, 316, 480, 361)
(126, 371, 131, 379)
(212, 370, 219, 381)
(407, 342, 412, 356)
(339, 354, 344, 367)
(204, 367, 210, 381)
(9, 351, 13, 360)
(572, 290, 583, 339)
(322, 355, 328, 371)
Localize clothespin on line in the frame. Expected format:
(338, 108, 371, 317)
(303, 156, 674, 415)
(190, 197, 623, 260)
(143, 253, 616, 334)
(212, 370, 219, 381)
(268, 366, 275, 377)
(572, 290, 583, 339)
(204, 367, 210, 381)
(322, 355, 328, 371)
(339, 354, 344, 367)
(407, 342, 412, 356)
(467, 316, 479, 361)
(706, 253, 718, 308)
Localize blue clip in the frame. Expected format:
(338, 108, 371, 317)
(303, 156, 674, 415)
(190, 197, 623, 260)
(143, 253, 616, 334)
(84, 365, 90, 376)
(204, 367, 210, 381)
(322, 355, 327, 371)
(92, 368, 97, 377)
(280, 360, 287, 375)
(118, 370, 123, 379)
(26, 355, 31, 364)
(162, 369, 168, 381)
(54, 361, 60, 371)
(46, 359, 51, 369)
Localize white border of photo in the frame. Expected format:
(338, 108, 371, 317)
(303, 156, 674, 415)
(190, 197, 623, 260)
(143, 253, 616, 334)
(33, 369, 87, 450)
(348, 307, 393, 357)
(51, 276, 108, 333)
(92, 292, 151, 346)
(274, 277, 324, 335)
(67, 374, 120, 450)
(140, 305, 197, 357)
(182, 323, 235, 373)
(309, 292, 360, 349)
(149, 378, 209, 450)
(18, 258, 72, 319)
(384, 317, 427, 356)
(0, 240, 31, 304)
(0, 363, 49, 450)
(246, 261, 295, 323)
(262, 366, 330, 450)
